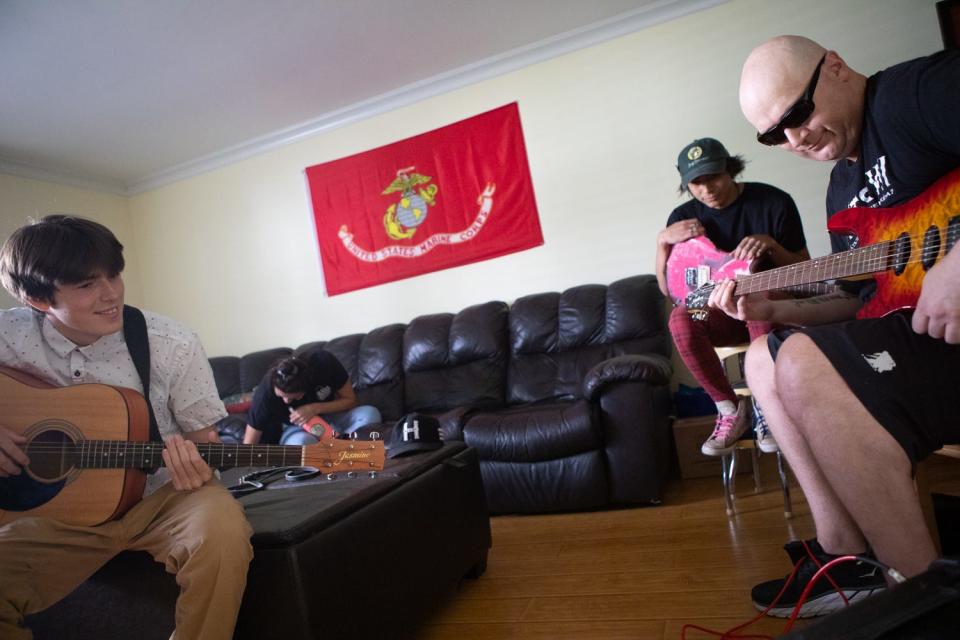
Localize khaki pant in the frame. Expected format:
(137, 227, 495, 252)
(0, 480, 253, 640)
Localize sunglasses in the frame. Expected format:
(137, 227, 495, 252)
(756, 55, 827, 146)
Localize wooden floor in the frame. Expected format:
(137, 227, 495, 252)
(414, 455, 960, 640)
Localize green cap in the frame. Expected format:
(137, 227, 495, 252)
(677, 138, 730, 188)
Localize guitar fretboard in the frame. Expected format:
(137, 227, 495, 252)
(734, 243, 888, 295)
(46, 441, 306, 470)
(735, 219, 960, 295)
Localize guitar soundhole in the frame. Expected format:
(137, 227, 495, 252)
(892, 233, 911, 276)
(921, 225, 941, 271)
(26, 425, 78, 483)
(0, 423, 77, 513)
(947, 216, 960, 254)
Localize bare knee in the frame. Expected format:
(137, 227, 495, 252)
(771, 334, 825, 409)
(744, 335, 775, 396)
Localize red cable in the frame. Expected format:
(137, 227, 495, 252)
(781, 555, 860, 633)
(679, 560, 803, 639)
(797, 540, 851, 608)
(680, 542, 866, 639)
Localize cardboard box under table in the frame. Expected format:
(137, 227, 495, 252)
(27, 442, 491, 640)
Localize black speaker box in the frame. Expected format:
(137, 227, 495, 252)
(933, 493, 960, 556)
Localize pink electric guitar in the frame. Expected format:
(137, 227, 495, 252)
(666, 236, 834, 318)
(666, 236, 753, 307)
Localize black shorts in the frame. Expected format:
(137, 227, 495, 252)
(768, 312, 960, 464)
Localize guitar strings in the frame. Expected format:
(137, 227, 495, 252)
(21, 443, 378, 461)
(23, 443, 312, 451)
(22, 443, 374, 451)
(21, 442, 380, 471)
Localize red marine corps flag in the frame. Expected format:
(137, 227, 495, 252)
(306, 103, 543, 295)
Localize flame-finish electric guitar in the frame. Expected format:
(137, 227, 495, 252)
(0, 367, 385, 527)
(684, 168, 960, 319)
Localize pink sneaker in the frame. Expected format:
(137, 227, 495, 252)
(701, 400, 750, 456)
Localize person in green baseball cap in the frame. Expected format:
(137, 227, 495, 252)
(655, 137, 811, 457)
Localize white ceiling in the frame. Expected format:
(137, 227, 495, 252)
(0, 0, 721, 194)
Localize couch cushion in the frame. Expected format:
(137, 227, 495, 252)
(507, 275, 669, 404)
(480, 452, 608, 513)
(403, 301, 508, 412)
(209, 356, 241, 398)
(462, 399, 598, 462)
(297, 324, 406, 421)
(238, 347, 293, 392)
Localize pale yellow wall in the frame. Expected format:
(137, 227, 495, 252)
(0, 173, 141, 310)
(4, 0, 942, 362)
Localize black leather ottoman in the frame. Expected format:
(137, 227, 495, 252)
(26, 443, 491, 639)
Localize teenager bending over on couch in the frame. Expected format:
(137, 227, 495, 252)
(243, 351, 381, 445)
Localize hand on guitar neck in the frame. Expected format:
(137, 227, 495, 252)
(163, 432, 219, 492)
(707, 278, 860, 327)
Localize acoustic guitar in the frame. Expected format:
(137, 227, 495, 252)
(0, 367, 385, 527)
(684, 167, 960, 319)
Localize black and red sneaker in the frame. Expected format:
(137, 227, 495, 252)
(752, 538, 886, 618)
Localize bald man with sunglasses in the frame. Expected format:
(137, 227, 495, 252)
(710, 35, 960, 618)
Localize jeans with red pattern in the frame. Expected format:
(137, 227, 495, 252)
(668, 305, 773, 404)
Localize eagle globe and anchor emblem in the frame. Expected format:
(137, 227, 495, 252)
(382, 166, 439, 240)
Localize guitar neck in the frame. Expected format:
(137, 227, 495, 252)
(733, 243, 888, 295)
(71, 441, 306, 470)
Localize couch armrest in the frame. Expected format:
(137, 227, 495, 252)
(435, 406, 472, 442)
(583, 354, 672, 401)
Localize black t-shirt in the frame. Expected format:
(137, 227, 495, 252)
(826, 50, 960, 299)
(248, 349, 350, 444)
(667, 182, 806, 268)
(827, 50, 960, 245)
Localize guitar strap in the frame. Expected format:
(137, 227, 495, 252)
(122, 305, 162, 442)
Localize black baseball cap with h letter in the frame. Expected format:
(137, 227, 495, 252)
(385, 413, 443, 458)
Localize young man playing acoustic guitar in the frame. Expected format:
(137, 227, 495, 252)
(711, 35, 960, 617)
(0, 215, 253, 639)
(655, 137, 810, 456)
